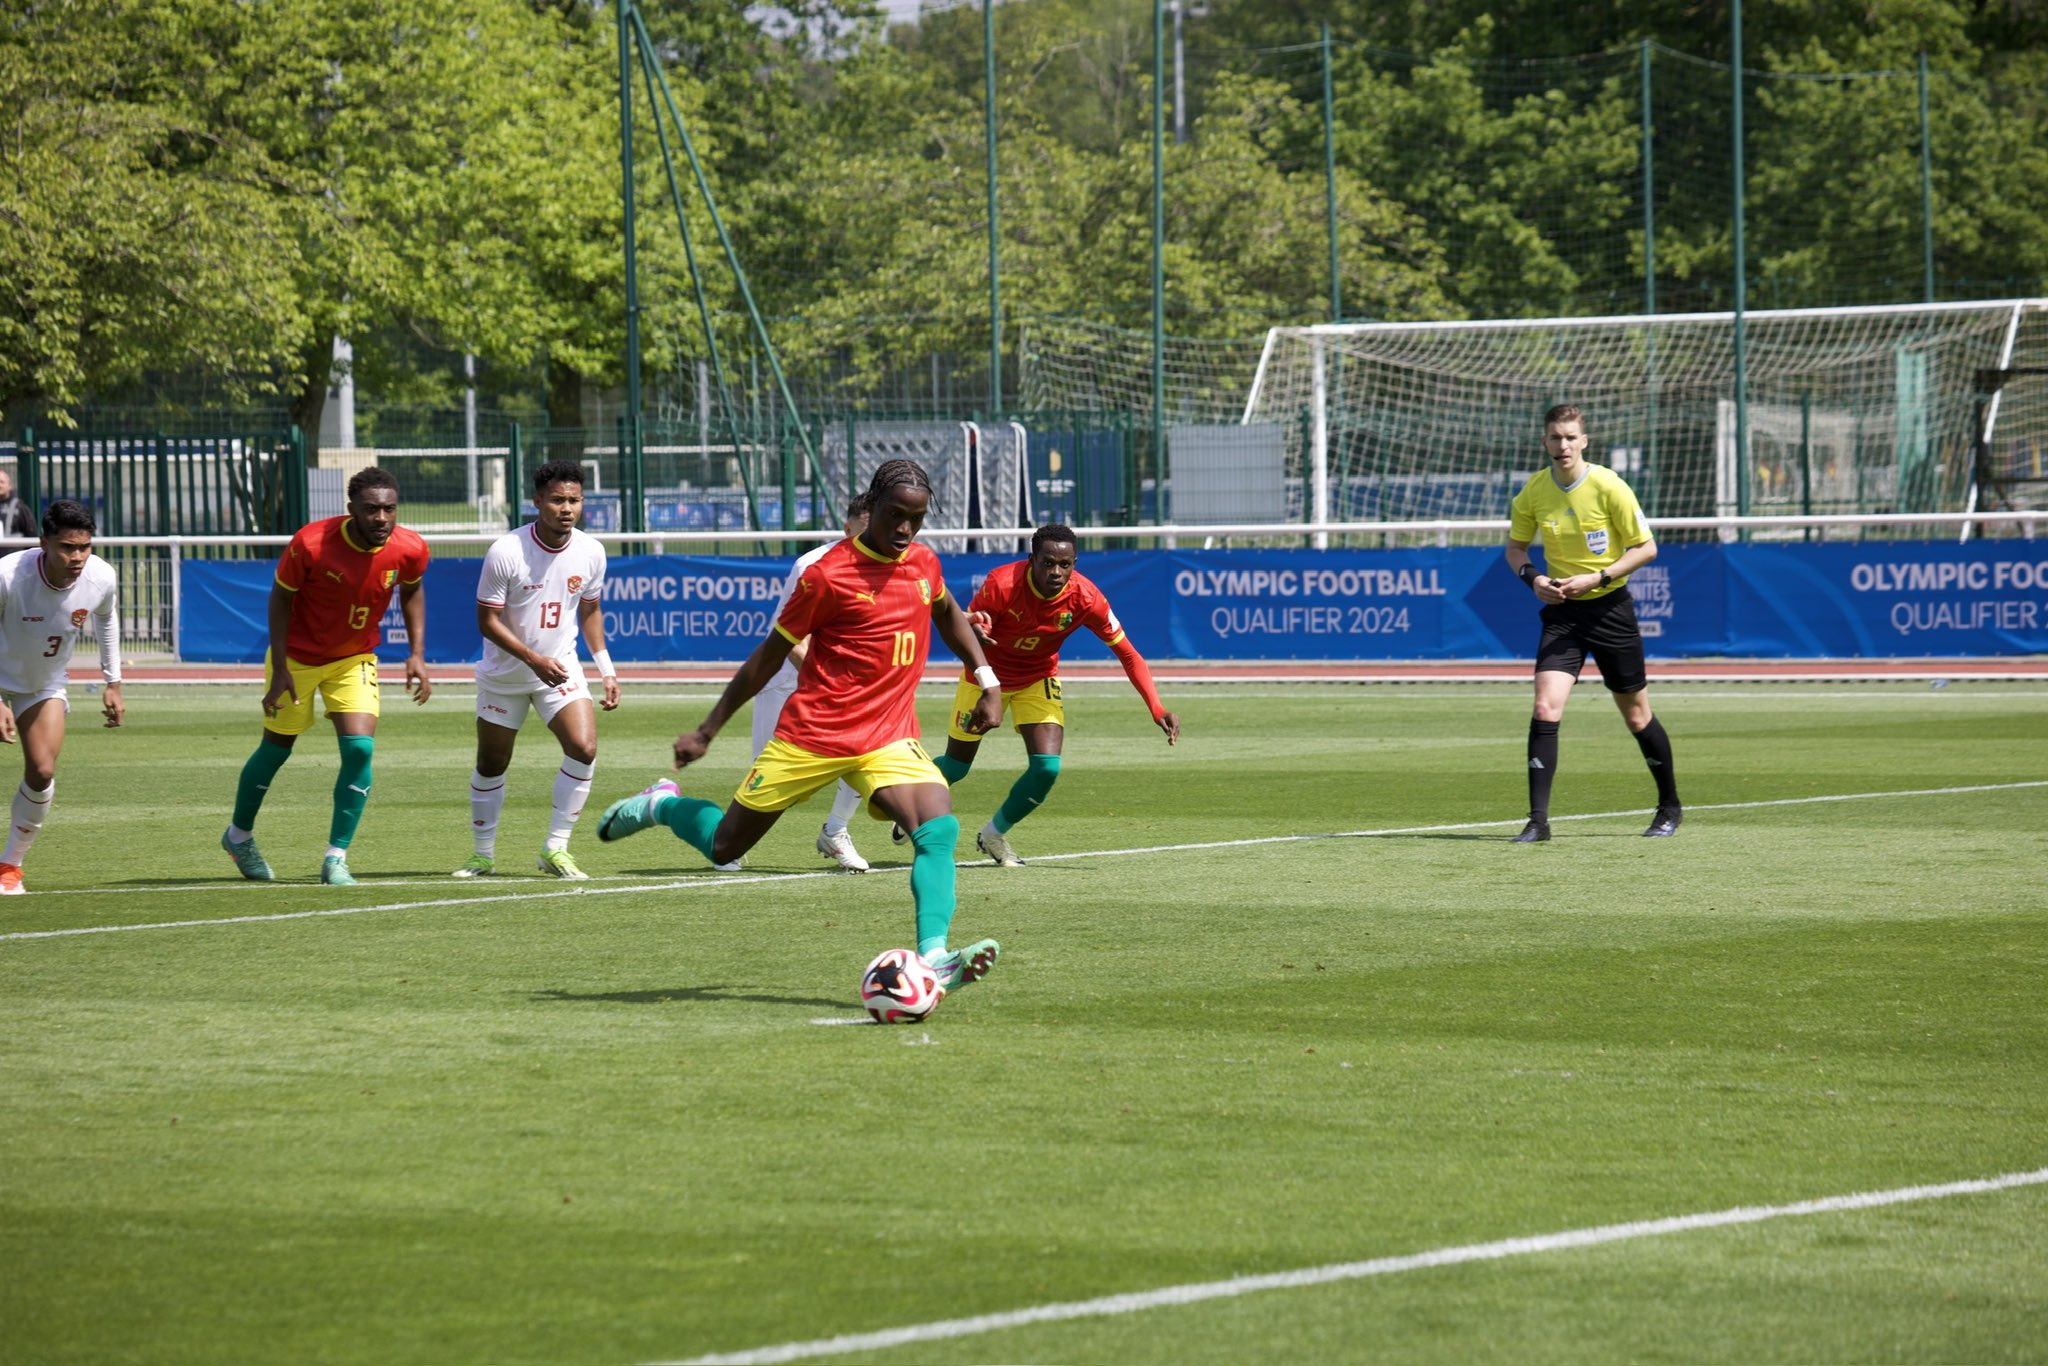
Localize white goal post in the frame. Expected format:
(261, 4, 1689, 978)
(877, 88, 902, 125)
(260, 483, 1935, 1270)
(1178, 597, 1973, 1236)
(1244, 300, 2048, 546)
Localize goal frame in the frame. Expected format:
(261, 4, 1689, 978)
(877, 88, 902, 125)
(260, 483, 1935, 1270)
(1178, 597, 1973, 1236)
(1245, 300, 2046, 547)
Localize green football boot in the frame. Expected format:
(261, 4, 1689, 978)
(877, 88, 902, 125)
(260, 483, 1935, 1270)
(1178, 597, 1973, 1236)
(926, 938, 1000, 992)
(535, 848, 589, 880)
(452, 853, 496, 879)
(221, 828, 274, 882)
(320, 855, 357, 887)
(598, 778, 680, 843)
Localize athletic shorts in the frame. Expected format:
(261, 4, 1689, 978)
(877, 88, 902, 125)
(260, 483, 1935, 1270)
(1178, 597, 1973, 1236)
(475, 660, 592, 729)
(1534, 589, 1648, 693)
(265, 652, 379, 735)
(945, 674, 1065, 744)
(0, 684, 69, 718)
(735, 737, 944, 815)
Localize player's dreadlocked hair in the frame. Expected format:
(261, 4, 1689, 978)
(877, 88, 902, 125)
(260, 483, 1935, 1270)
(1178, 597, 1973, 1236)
(866, 458, 933, 507)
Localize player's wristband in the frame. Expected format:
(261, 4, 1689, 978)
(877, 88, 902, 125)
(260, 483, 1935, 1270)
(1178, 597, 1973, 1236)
(973, 665, 1001, 691)
(1517, 562, 1540, 590)
(592, 649, 615, 679)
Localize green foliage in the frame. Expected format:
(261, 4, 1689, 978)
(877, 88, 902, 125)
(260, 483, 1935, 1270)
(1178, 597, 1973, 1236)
(5, 0, 2048, 425)
(0, 3, 309, 421)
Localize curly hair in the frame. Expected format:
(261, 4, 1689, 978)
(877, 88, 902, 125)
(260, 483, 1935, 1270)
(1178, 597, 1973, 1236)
(347, 466, 400, 503)
(532, 460, 586, 493)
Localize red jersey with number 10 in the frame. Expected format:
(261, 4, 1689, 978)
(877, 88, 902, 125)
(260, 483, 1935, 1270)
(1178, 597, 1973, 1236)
(275, 516, 431, 665)
(967, 560, 1123, 689)
(773, 538, 947, 757)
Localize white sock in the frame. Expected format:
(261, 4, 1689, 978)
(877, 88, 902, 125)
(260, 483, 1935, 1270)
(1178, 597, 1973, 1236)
(2, 780, 52, 865)
(824, 779, 864, 836)
(547, 758, 595, 851)
(324, 845, 346, 860)
(470, 770, 507, 857)
(226, 824, 253, 844)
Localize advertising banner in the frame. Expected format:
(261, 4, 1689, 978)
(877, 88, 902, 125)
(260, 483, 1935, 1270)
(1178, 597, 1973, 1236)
(176, 540, 2048, 664)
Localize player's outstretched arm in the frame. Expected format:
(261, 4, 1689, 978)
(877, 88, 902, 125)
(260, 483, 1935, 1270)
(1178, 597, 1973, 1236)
(934, 593, 1002, 733)
(675, 630, 796, 767)
(1106, 634, 1175, 744)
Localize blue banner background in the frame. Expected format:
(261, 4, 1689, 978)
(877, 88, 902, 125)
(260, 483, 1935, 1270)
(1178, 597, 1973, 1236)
(177, 541, 2048, 663)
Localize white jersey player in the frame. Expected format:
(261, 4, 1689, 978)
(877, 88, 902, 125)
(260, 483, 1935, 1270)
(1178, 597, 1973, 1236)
(753, 494, 873, 873)
(455, 461, 618, 881)
(0, 499, 125, 895)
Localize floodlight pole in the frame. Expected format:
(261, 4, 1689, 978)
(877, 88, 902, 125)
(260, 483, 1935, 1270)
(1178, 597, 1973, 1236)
(1919, 51, 1935, 303)
(1151, 0, 1166, 519)
(985, 0, 1001, 410)
(1731, 0, 1749, 525)
(1322, 23, 1339, 322)
(618, 0, 643, 527)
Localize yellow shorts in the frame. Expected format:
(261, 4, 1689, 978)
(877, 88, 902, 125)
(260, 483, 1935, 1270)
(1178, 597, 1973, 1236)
(734, 737, 945, 814)
(264, 651, 381, 736)
(946, 674, 1065, 743)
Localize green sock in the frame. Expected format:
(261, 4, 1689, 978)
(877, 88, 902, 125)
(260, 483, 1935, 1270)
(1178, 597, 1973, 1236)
(994, 754, 1061, 834)
(328, 735, 375, 849)
(908, 813, 960, 956)
(660, 794, 723, 862)
(932, 753, 972, 785)
(232, 737, 293, 831)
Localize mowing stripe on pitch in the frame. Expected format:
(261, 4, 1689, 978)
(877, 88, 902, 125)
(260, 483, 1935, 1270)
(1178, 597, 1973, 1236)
(5, 778, 2044, 943)
(655, 1167, 2048, 1366)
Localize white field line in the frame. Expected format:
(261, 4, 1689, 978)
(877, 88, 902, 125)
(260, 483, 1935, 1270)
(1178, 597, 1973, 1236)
(655, 1167, 2048, 1366)
(5, 779, 2045, 944)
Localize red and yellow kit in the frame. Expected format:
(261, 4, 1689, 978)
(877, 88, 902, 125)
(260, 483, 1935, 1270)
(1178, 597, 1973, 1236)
(968, 561, 1124, 689)
(773, 538, 948, 757)
(275, 517, 431, 665)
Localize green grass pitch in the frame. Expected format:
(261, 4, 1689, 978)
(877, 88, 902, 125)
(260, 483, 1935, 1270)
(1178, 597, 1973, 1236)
(3, 680, 2045, 1363)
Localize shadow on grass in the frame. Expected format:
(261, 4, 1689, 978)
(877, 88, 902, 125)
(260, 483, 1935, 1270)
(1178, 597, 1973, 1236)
(533, 985, 845, 1009)
(1363, 828, 1661, 843)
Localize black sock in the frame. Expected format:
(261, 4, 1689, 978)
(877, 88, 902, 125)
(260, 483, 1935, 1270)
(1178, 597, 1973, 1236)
(1633, 715, 1679, 807)
(1526, 718, 1560, 819)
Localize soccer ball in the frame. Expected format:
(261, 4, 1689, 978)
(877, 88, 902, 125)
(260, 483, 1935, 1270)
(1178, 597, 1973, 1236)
(860, 948, 944, 1024)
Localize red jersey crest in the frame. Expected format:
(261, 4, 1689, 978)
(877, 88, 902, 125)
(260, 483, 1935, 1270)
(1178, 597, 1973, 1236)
(566, 576, 584, 595)
(69, 608, 88, 629)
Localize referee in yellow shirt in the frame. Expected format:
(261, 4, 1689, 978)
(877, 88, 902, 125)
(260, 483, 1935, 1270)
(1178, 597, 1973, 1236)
(1502, 403, 1682, 842)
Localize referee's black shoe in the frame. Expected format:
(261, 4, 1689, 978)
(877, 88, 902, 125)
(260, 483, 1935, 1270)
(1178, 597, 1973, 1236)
(1511, 815, 1551, 843)
(1643, 805, 1683, 838)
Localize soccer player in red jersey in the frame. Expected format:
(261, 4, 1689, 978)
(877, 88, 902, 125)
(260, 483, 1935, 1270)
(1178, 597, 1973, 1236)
(220, 467, 433, 886)
(937, 523, 1178, 865)
(596, 459, 1007, 994)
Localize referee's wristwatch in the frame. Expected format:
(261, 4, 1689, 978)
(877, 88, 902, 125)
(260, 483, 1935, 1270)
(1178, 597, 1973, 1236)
(1598, 568, 1613, 587)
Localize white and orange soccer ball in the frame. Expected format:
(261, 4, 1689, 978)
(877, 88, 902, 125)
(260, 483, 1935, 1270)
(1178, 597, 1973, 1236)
(860, 948, 944, 1024)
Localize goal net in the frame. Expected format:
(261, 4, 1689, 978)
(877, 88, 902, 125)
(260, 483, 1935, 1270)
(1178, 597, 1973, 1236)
(1241, 300, 2048, 539)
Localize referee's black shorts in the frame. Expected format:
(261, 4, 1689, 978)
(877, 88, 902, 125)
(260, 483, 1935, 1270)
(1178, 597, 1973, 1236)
(1534, 588, 1648, 693)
